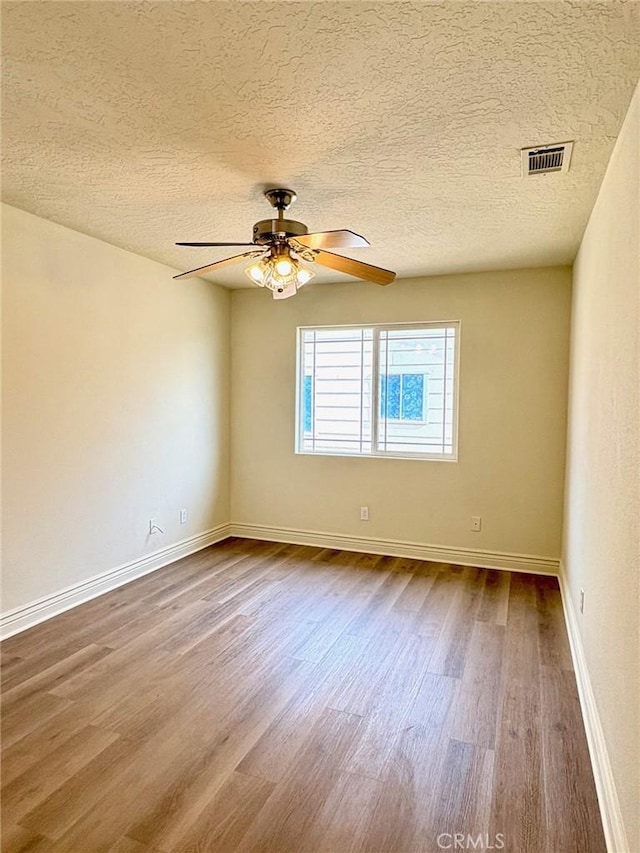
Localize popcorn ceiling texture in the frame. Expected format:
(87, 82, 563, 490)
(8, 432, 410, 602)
(2, 1, 639, 287)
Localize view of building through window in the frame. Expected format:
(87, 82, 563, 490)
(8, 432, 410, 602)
(297, 323, 458, 458)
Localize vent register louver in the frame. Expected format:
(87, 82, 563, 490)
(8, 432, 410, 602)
(521, 141, 574, 176)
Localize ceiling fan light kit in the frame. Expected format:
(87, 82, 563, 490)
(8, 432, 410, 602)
(174, 189, 396, 298)
(245, 244, 315, 298)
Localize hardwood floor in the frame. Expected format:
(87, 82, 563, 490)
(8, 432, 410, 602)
(1, 539, 605, 853)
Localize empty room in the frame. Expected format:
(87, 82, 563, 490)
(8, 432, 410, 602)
(1, 2, 638, 852)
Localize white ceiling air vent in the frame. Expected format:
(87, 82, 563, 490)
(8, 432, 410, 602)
(521, 141, 574, 176)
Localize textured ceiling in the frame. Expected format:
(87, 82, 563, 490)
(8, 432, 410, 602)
(2, 1, 639, 288)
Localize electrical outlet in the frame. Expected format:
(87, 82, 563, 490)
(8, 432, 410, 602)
(360, 506, 369, 521)
(471, 516, 482, 532)
(180, 508, 187, 524)
(580, 588, 585, 614)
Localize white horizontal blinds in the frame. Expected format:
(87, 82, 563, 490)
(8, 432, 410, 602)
(377, 325, 457, 455)
(301, 328, 373, 454)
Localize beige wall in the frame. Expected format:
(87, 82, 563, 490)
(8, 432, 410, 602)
(563, 83, 640, 849)
(1, 204, 230, 613)
(231, 266, 571, 561)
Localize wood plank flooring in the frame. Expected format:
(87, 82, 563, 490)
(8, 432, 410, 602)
(1, 539, 605, 853)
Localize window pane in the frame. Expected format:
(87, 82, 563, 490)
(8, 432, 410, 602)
(303, 375, 312, 433)
(401, 374, 424, 420)
(379, 373, 424, 420)
(377, 326, 456, 455)
(380, 374, 401, 419)
(300, 328, 373, 453)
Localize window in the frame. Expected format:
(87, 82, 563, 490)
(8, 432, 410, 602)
(297, 322, 459, 459)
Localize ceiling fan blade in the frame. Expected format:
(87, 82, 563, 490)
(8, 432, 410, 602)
(294, 230, 370, 250)
(176, 242, 257, 247)
(313, 250, 396, 286)
(173, 250, 266, 280)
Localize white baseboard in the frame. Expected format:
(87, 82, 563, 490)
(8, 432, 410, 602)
(558, 562, 629, 853)
(0, 523, 232, 640)
(1, 522, 558, 641)
(229, 522, 559, 575)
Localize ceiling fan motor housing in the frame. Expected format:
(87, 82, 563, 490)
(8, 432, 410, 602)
(252, 218, 308, 244)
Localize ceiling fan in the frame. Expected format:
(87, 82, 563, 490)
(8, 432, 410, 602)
(174, 188, 396, 299)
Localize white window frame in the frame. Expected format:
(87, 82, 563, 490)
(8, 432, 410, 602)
(295, 321, 460, 461)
